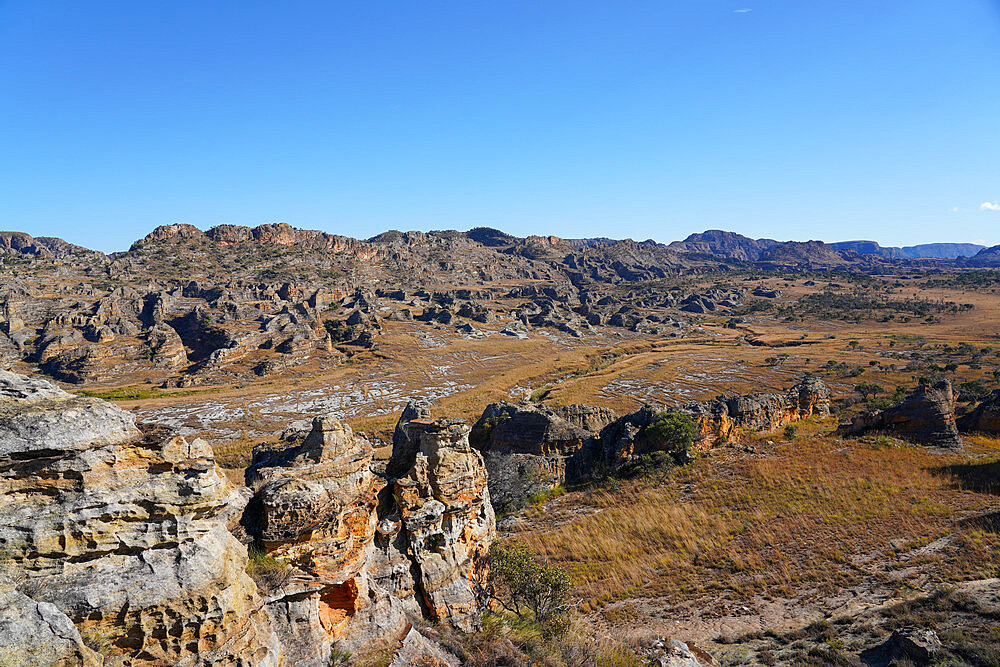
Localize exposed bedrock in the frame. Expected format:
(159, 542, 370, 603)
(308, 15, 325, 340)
(0, 370, 282, 666)
(957, 389, 1000, 434)
(466, 401, 618, 512)
(0, 371, 496, 665)
(836, 379, 963, 448)
(242, 414, 495, 662)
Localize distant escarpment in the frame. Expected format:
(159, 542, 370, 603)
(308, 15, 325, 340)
(1, 222, 990, 390)
(830, 240, 985, 260)
(0, 370, 495, 665)
(964, 244, 1000, 267)
(837, 380, 963, 448)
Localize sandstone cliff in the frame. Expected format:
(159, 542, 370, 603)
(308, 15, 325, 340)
(595, 377, 831, 471)
(459, 378, 830, 510)
(957, 389, 1000, 434)
(0, 371, 497, 665)
(467, 402, 618, 512)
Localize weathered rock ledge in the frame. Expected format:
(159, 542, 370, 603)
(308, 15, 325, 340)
(836, 379, 963, 448)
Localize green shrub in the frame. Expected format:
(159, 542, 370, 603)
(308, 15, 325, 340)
(246, 545, 293, 593)
(642, 411, 697, 462)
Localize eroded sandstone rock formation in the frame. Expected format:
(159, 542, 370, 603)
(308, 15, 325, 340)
(0, 370, 282, 666)
(0, 371, 497, 665)
(682, 375, 831, 449)
(458, 378, 831, 510)
(468, 402, 618, 511)
(243, 414, 496, 663)
(836, 379, 962, 448)
(957, 389, 1000, 434)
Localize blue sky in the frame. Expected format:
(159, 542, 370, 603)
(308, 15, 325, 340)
(1, 1, 999, 252)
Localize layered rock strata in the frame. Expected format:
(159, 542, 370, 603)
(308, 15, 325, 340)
(468, 402, 618, 511)
(0, 370, 282, 666)
(957, 389, 1000, 434)
(460, 378, 829, 509)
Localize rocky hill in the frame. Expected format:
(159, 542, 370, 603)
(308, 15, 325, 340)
(964, 243, 1000, 267)
(668, 229, 780, 261)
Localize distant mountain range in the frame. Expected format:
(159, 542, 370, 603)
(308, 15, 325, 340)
(827, 240, 985, 260)
(666, 230, 985, 261)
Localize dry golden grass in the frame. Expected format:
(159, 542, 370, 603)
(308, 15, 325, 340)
(513, 420, 1000, 610)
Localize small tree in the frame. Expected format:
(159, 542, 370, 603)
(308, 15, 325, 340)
(643, 411, 698, 462)
(487, 541, 570, 635)
(854, 383, 884, 401)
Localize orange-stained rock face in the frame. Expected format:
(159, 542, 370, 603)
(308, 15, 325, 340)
(684, 376, 831, 449)
(394, 419, 496, 631)
(243, 413, 496, 657)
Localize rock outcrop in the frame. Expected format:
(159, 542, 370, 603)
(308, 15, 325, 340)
(957, 389, 1000, 434)
(244, 416, 404, 664)
(0, 589, 101, 667)
(610, 377, 829, 463)
(468, 401, 617, 511)
(836, 380, 962, 448)
(682, 376, 831, 449)
(463, 378, 828, 509)
(0, 370, 282, 666)
(243, 414, 496, 662)
(393, 419, 496, 630)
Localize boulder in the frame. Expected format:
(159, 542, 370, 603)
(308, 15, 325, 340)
(388, 627, 460, 667)
(469, 401, 616, 510)
(654, 639, 715, 666)
(888, 627, 942, 663)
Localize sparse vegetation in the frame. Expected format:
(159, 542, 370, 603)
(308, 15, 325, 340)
(246, 545, 294, 593)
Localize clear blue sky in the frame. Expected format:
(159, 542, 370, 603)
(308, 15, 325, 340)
(2, 1, 999, 253)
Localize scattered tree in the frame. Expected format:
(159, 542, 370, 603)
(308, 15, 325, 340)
(486, 541, 571, 635)
(854, 383, 885, 401)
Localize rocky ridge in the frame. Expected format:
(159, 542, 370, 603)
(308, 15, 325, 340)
(458, 378, 830, 511)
